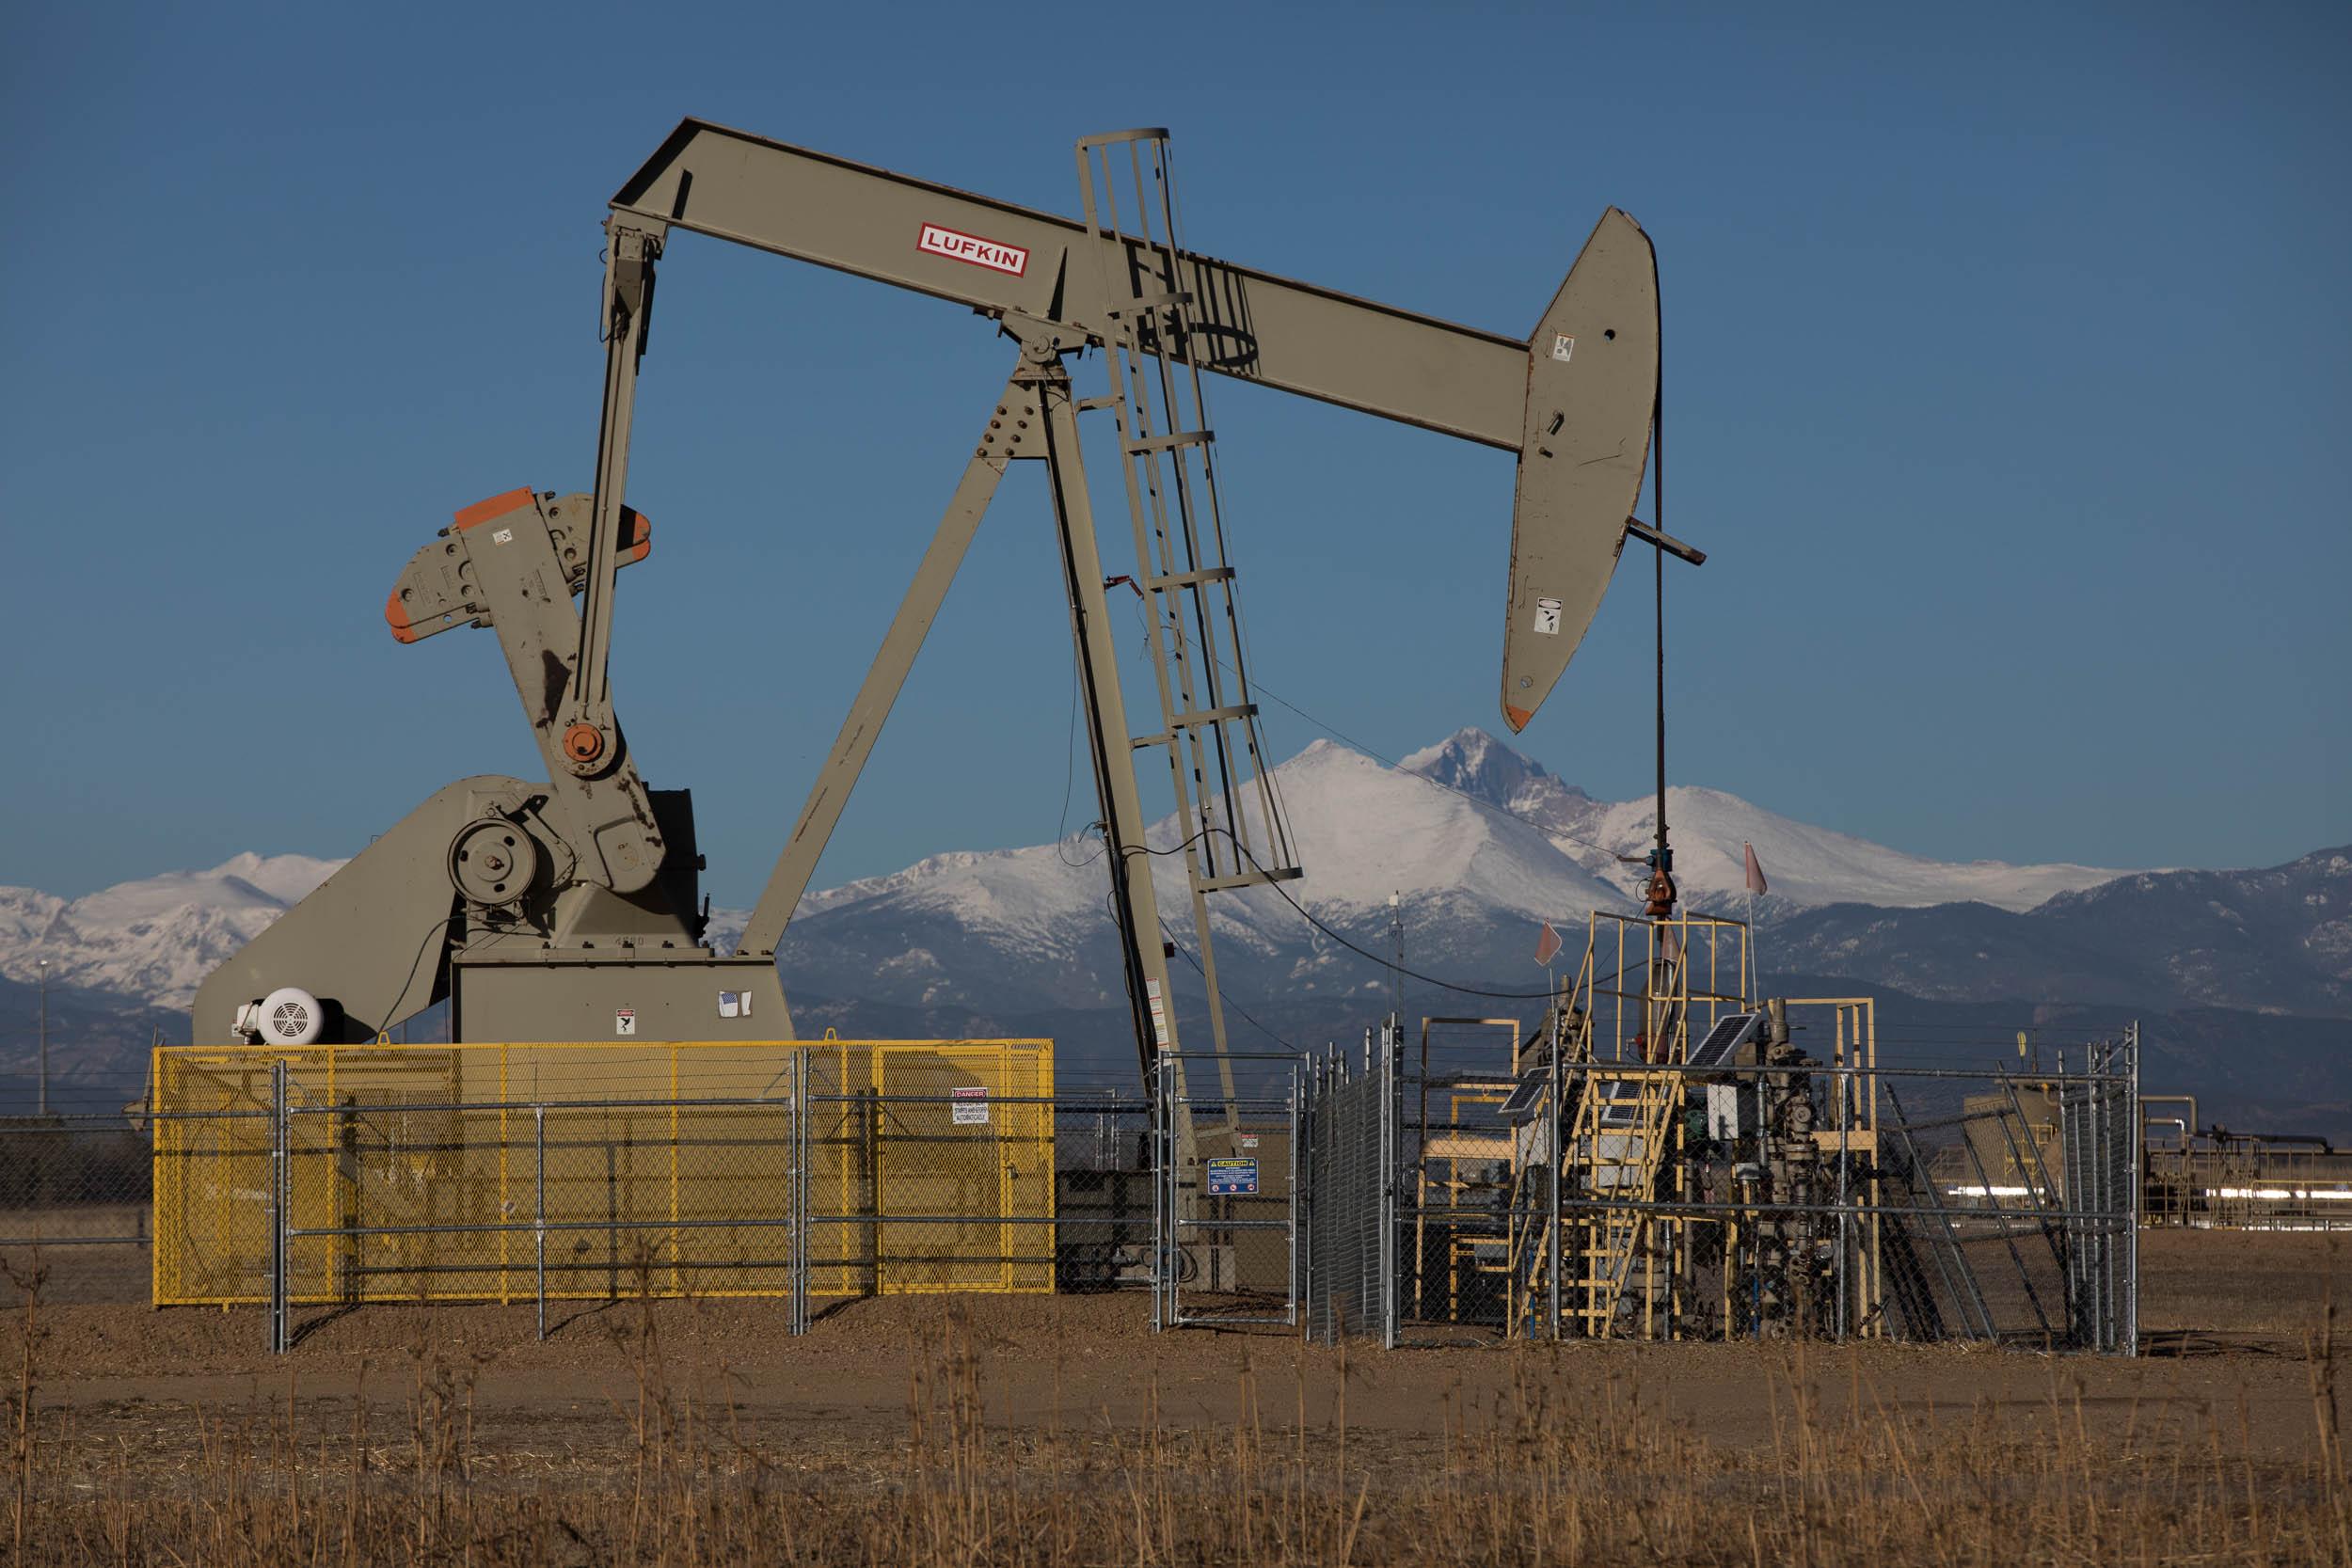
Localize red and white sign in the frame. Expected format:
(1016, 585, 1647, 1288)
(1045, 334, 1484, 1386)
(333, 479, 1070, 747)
(918, 222, 1028, 277)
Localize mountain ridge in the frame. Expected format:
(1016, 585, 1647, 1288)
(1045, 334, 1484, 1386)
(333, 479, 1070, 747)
(0, 728, 2241, 1016)
(2, 730, 2344, 1129)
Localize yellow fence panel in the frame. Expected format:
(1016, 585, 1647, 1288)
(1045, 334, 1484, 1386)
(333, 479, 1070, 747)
(151, 1039, 1055, 1308)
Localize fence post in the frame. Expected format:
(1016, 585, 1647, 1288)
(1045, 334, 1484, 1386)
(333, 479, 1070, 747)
(605, 1144, 620, 1303)
(1149, 1061, 1160, 1331)
(335, 1096, 358, 1309)
(1549, 1016, 1563, 1342)
(1381, 1015, 1399, 1351)
(1286, 1060, 1301, 1329)
(855, 1087, 880, 1298)
(534, 1104, 547, 1342)
(790, 1053, 807, 1337)
(1150, 1053, 1167, 1332)
(1295, 1058, 1310, 1336)
(268, 1060, 288, 1356)
(2125, 1021, 2141, 1357)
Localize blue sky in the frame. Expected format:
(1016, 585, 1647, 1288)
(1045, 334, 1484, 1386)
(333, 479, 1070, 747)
(4, 2, 2345, 905)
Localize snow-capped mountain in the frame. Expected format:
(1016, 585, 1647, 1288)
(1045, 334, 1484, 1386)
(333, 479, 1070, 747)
(4, 730, 2346, 1129)
(0, 730, 2132, 1018)
(1400, 728, 2125, 913)
(760, 736, 1632, 1015)
(0, 853, 342, 1008)
(760, 730, 2158, 1018)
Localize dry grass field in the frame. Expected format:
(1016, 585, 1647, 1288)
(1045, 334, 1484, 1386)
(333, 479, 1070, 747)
(2, 1228, 2348, 1564)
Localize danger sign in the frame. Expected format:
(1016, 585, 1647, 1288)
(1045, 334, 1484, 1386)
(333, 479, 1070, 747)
(918, 222, 1028, 277)
(1206, 1157, 1259, 1196)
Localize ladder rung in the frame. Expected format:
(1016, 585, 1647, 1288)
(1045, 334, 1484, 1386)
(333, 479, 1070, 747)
(1109, 290, 1194, 315)
(1197, 865, 1304, 894)
(1146, 566, 1236, 591)
(1168, 702, 1257, 730)
(1076, 127, 1170, 151)
(1126, 430, 1212, 454)
(1074, 395, 1120, 412)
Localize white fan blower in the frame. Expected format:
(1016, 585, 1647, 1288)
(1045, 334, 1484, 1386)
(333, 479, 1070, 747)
(232, 986, 325, 1045)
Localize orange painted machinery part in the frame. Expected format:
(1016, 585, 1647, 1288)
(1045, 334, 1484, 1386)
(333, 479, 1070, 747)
(562, 722, 606, 763)
(1641, 868, 1677, 919)
(453, 488, 536, 531)
(384, 588, 421, 644)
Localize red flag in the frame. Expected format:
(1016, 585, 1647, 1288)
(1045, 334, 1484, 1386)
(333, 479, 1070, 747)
(1743, 842, 1769, 896)
(1534, 919, 1563, 967)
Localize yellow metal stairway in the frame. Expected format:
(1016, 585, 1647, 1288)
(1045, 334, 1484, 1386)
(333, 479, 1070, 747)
(1562, 1068, 1684, 1337)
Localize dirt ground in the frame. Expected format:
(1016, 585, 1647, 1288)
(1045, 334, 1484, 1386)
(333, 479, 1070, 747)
(10, 1227, 2348, 1465)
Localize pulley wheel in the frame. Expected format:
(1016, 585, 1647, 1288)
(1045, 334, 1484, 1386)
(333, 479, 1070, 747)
(449, 818, 540, 906)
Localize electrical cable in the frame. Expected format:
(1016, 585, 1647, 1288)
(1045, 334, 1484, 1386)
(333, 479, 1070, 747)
(382, 911, 457, 1030)
(1120, 825, 1221, 859)
(1161, 928, 1297, 1052)
(1160, 829, 1563, 1002)
(1052, 640, 1105, 870)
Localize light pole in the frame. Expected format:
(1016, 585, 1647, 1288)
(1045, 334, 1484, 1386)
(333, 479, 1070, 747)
(37, 958, 49, 1117)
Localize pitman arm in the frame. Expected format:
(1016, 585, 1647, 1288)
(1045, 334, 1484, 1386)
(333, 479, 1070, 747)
(386, 489, 666, 894)
(603, 119, 1660, 731)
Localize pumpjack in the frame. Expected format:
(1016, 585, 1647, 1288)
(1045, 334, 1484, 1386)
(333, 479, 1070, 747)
(196, 122, 1661, 1102)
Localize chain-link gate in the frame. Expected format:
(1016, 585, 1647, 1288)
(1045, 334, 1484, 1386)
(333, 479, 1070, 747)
(2058, 1025, 2139, 1352)
(1304, 1022, 1397, 1344)
(1153, 1052, 1303, 1330)
(1394, 1016, 1545, 1347)
(803, 1045, 1056, 1302)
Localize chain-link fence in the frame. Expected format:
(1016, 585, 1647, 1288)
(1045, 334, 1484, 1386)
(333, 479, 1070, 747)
(1392, 1017, 1539, 1346)
(1300, 1013, 2142, 1354)
(136, 1039, 1176, 1350)
(0, 1114, 155, 1304)
(2144, 1142, 2352, 1231)
(803, 1047, 1053, 1301)
(1053, 1091, 1155, 1292)
(1153, 1053, 1303, 1330)
(1304, 1028, 1392, 1345)
(19, 1019, 2140, 1356)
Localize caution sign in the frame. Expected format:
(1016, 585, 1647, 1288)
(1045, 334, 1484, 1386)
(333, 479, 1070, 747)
(1206, 1156, 1259, 1196)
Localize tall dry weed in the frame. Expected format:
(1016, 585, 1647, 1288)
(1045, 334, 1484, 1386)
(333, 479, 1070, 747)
(16, 1294, 2352, 1565)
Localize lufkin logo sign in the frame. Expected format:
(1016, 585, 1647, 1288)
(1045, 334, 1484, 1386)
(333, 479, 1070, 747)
(917, 221, 1029, 277)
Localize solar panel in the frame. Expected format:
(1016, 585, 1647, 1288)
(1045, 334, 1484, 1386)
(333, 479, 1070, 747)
(1687, 1010, 1763, 1069)
(1497, 1069, 1549, 1124)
